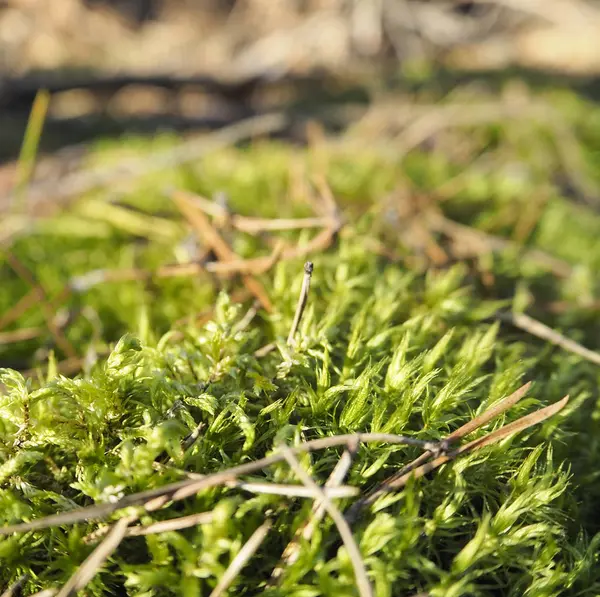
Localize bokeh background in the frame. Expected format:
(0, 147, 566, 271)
(2, 0, 600, 161)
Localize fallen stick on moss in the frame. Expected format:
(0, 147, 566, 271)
(271, 438, 358, 584)
(346, 381, 538, 520)
(288, 261, 314, 346)
(4, 252, 76, 358)
(84, 510, 216, 544)
(348, 392, 568, 523)
(172, 189, 274, 312)
(281, 445, 373, 597)
(209, 519, 273, 597)
(427, 212, 573, 278)
(179, 189, 334, 234)
(498, 311, 600, 366)
(0, 433, 440, 536)
(56, 514, 138, 597)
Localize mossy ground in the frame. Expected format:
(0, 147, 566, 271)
(1, 80, 600, 596)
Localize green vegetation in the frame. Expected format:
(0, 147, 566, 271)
(1, 81, 600, 596)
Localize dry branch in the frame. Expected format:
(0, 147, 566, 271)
(0, 433, 438, 536)
(209, 520, 272, 597)
(56, 514, 137, 597)
(172, 189, 274, 312)
(271, 439, 358, 583)
(498, 311, 600, 366)
(281, 446, 373, 597)
(347, 381, 532, 519)
(287, 261, 314, 346)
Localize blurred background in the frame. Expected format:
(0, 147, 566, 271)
(2, 0, 600, 373)
(2, 0, 600, 164)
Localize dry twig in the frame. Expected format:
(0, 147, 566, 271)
(0, 433, 437, 536)
(83, 511, 215, 544)
(56, 514, 137, 597)
(280, 446, 373, 597)
(347, 381, 532, 519)
(498, 311, 600, 366)
(271, 439, 358, 583)
(208, 520, 272, 597)
(172, 190, 274, 312)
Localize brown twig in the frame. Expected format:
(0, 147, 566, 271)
(172, 190, 274, 312)
(428, 212, 573, 278)
(55, 514, 137, 597)
(280, 446, 373, 597)
(208, 519, 273, 597)
(347, 382, 532, 520)
(385, 396, 569, 490)
(498, 311, 600, 366)
(175, 191, 335, 234)
(271, 439, 358, 583)
(0, 327, 44, 345)
(3, 253, 77, 358)
(0, 433, 438, 536)
(83, 511, 215, 544)
(0, 289, 40, 330)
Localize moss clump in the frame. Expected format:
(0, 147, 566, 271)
(1, 81, 600, 596)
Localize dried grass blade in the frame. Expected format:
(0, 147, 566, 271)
(208, 519, 272, 597)
(280, 446, 373, 597)
(349, 382, 532, 517)
(0, 433, 433, 535)
(387, 396, 569, 490)
(56, 514, 136, 597)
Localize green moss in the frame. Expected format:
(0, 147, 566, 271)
(1, 82, 600, 596)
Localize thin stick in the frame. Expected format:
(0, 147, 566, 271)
(254, 342, 276, 358)
(172, 190, 274, 312)
(180, 193, 334, 234)
(208, 519, 272, 597)
(280, 446, 373, 597)
(287, 261, 314, 346)
(272, 439, 358, 583)
(0, 289, 40, 330)
(84, 511, 215, 544)
(181, 422, 205, 453)
(429, 213, 573, 278)
(346, 381, 532, 520)
(4, 253, 76, 358)
(280, 226, 339, 260)
(27, 591, 56, 597)
(234, 216, 332, 234)
(1, 575, 29, 597)
(0, 433, 438, 535)
(373, 396, 568, 491)
(234, 481, 358, 499)
(231, 301, 260, 336)
(499, 311, 600, 366)
(0, 327, 44, 345)
(175, 469, 359, 499)
(56, 514, 136, 597)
